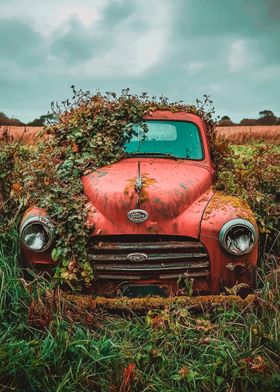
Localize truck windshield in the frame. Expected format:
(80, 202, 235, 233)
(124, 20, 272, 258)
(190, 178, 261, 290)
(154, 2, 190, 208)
(124, 120, 203, 160)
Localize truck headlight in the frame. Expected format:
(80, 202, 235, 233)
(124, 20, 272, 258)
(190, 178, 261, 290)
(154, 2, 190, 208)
(20, 216, 55, 252)
(219, 218, 257, 256)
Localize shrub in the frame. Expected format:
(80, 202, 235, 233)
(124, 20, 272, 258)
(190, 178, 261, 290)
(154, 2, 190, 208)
(216, 144, 280, 253)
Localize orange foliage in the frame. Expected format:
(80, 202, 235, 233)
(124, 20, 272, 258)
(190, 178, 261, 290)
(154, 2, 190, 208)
(120, 363, 136, 392)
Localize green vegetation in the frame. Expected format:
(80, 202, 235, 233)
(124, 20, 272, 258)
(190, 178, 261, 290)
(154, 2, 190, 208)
(216, 144, 280, 254)
(0, 229, 280, 391)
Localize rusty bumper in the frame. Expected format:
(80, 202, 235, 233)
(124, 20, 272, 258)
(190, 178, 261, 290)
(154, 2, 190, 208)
(62, 293, 256, 312)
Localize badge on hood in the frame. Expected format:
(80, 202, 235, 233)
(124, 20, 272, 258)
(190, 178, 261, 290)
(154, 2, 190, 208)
(127, 209, 149, 223)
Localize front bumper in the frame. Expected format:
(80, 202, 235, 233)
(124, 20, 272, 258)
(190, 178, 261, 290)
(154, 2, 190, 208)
(62, 293, 257, 312)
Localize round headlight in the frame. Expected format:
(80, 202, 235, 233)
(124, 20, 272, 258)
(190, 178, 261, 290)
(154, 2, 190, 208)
(20, 216, 55, 252)
(219, 218, 257, 256)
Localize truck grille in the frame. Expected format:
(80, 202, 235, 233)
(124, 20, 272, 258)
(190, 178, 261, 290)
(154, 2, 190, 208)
(89, 235, 210, 280)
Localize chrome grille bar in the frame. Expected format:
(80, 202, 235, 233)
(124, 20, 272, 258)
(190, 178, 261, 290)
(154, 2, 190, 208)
(89, 236, 210, 280)
(94, 260, 209, 272)
(90, 252, 208, 262)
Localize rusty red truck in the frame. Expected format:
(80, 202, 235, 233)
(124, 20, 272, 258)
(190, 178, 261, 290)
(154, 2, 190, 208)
(20, 110, 258, 297)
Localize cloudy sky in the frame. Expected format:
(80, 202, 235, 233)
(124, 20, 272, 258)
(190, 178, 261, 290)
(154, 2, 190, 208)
(0, 0, 279, 122)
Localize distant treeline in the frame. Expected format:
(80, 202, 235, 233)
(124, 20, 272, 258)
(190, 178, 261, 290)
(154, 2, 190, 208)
(0, 112, 55, 127)
(1, 109, 279, 127)
(219, 110, 280, 126)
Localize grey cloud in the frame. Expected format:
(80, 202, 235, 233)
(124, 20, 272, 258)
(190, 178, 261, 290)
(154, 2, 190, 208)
(173, 0, 277, 38)
(50, 1, 139, 65)
(252, 32, 280, 66)
(101, 0, 137, 29)
(51, 16, 97, 63)
(0, 18, 45, 66)
(0, 0, 279, 123)
(265, 0, 280, 19)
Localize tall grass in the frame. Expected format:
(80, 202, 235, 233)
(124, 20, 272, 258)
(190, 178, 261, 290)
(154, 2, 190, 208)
(0, 232, 280, 391)
(0, 126, 43, 145)
(217, 125, 280, 144)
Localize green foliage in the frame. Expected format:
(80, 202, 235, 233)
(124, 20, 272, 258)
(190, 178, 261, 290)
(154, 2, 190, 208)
(27, 113, 56, 126)
(216, 144, 280, 252)
(0, 142, 35, 242)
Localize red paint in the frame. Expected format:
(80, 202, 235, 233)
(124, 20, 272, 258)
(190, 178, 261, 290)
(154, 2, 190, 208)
(83, 159, 214, 237)
(21, 111, 259, 296)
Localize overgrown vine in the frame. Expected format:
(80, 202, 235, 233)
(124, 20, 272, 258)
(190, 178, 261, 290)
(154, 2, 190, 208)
(0, 88, 219, 287)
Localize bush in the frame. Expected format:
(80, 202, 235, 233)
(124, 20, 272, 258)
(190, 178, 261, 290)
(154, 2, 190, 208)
(216, 144, 280, 253)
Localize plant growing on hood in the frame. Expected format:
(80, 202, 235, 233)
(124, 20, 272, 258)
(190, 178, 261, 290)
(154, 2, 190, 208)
(0, 88, 219, 287)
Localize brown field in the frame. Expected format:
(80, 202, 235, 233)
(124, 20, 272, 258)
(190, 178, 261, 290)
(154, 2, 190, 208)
(1, 125, 280, 145)
(0, 126, 43, 144)
(217, 125, 280, 144)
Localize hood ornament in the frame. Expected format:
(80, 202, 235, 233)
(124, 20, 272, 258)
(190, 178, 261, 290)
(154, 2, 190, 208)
(134, 161, 142, 194)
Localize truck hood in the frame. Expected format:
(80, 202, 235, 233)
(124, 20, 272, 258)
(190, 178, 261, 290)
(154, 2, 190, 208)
(82, 158, 214, 237)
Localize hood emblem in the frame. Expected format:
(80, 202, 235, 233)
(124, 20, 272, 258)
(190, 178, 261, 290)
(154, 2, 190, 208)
(134, 161, 143, 194)
(127, 253, 148, 262)
(127, 209, 149, 223)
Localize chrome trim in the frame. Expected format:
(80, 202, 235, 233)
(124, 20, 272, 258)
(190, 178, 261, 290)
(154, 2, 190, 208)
(127, 253, 148, 262)
(134, 161, 143, 193)
(127, 209, 149, 223)
(219, 218, 257, 256)
(20, 215, 55, 253)
(90, 236, 210, 280)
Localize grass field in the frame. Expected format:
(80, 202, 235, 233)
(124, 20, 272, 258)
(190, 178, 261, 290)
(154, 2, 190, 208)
(0, 229, 280, 391)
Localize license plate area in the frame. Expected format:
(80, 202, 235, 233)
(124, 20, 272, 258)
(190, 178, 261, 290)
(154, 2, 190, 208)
(120, 284, 169, 298)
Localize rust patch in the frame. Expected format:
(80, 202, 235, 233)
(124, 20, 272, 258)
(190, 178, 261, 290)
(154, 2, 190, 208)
(124, 175, 157, 205)
(204, 191, 256, 224)
(146, 222, 160, 234)
(62, 293, 257, 312)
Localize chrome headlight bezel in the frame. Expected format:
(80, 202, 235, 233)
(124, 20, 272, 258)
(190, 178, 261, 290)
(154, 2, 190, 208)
(20, 216, 55, 253)
(219, 218, 257, 256)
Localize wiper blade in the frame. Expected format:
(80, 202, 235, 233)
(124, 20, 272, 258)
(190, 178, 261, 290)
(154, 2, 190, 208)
(126, 152, 178, 160)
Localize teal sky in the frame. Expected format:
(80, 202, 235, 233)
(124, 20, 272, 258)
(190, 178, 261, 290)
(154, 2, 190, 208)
(0, 0, 279, 122)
